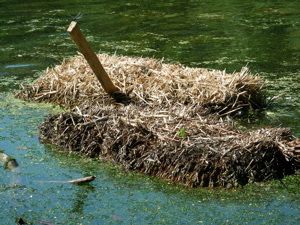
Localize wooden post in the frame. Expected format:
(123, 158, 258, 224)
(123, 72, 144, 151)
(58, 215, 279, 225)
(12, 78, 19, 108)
(67, 21, 119, 94)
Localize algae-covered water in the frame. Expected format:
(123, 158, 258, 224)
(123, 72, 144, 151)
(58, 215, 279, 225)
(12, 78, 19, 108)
(1, 0, 300, 224)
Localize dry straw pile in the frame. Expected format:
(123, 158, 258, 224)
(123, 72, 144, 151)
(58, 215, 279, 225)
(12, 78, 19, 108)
(16, 53, 265, 114)
(16, 53, 300, 188)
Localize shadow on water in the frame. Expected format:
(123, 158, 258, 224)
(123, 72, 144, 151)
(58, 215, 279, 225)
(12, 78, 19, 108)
(1, 0, 300, 224)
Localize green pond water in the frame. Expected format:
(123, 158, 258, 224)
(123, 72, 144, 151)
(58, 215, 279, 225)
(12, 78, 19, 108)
(1, 0, 300, 224)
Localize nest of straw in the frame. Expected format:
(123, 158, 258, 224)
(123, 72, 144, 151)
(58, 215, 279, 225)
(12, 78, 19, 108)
(16, 53, 300, 188)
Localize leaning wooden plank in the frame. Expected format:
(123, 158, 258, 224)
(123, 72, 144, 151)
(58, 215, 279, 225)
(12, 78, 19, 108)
(67, 21, 119, 94)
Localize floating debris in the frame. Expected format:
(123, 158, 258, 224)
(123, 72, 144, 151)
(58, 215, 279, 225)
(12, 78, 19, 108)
(38, 175, 96, 184)
(15, 53, 300, 188)
(0, 151, 19, 170)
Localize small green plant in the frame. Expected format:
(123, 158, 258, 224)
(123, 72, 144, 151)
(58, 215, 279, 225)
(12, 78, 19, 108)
(176, 128, 187, 138)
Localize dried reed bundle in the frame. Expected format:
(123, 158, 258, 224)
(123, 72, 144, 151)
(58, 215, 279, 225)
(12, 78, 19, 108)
(15, 53, 266, 114)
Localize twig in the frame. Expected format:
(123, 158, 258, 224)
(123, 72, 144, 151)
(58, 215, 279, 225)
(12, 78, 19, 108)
(37, 220, 57, 225)
(205, 123, 243, 136)
(154, 133, 193, 146)
(38, 176, 96, 184)
(82, 116, 109, 125)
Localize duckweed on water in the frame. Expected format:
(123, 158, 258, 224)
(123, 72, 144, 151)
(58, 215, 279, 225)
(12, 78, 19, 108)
(31, 143, 300, 204)
(1, 0, 300, 224)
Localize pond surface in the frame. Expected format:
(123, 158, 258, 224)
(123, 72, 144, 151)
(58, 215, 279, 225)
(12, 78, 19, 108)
(0, 0, 300, 224)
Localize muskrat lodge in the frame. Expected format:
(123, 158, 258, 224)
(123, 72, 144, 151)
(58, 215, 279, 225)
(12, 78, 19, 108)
(15, 52, 300, 189)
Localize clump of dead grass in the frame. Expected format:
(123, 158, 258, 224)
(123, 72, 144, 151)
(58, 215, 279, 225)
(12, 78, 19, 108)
(15, 53, 266, 114)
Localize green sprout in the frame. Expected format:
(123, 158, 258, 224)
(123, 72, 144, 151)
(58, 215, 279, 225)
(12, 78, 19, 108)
(176, 128, 187, 138)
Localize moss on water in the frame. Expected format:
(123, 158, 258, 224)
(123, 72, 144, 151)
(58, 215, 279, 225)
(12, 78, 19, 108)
(0, 92, 63, 115)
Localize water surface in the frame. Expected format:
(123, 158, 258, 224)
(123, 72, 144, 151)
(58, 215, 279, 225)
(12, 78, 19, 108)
(0, 0, 300, 224)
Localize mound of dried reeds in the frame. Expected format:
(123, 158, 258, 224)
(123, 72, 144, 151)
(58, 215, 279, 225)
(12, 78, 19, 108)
(15, 53, 266, 114)
(39, 104, 300, 188)
(16, 53, 300, 188)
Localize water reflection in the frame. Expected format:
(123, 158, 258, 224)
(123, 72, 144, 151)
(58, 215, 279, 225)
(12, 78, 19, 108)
(4, 64, 37, 69)
(70, 185, 95, 215)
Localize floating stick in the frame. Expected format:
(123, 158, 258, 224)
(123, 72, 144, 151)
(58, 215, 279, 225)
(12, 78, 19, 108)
(38, 175, 96, 184)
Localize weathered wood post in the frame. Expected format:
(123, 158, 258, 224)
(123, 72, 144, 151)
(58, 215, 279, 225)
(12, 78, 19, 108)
(67, 21, 119, 94)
